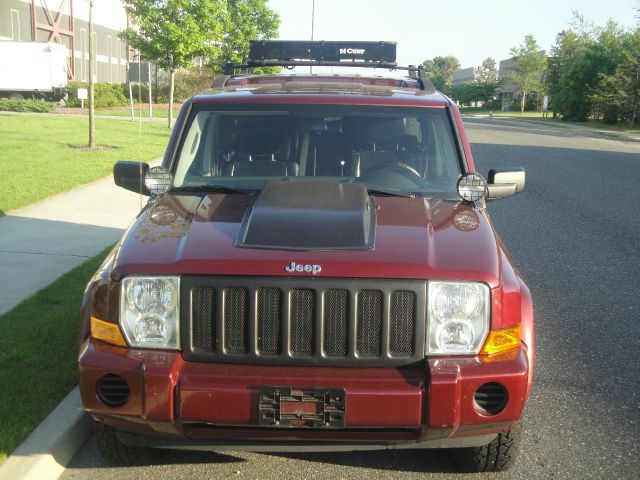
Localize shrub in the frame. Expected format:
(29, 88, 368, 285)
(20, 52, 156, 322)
(173, 68, 213, 101)
(0, 98, 55, 113)
(66, 82, 128, 108)
(93, 83, 128, 107)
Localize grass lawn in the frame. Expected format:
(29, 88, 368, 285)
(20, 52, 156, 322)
(96, 107, 171, 118)
(93, 104, 183, 119)
(0, 114, 170, 213)
(0, 246, 112, 464)
(460, 108, 640, 133)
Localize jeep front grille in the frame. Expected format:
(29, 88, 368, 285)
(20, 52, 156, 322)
(181, 276, 426, 366)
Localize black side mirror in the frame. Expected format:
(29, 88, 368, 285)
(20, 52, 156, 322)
(487, 168, 525, 201)
(114, 161, 151, 195)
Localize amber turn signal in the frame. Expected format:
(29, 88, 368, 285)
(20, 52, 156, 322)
(91, 316, 127, 347)
(480, 324, 521, 356)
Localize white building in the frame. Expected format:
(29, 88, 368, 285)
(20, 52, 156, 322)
(0, 0, 129, 83)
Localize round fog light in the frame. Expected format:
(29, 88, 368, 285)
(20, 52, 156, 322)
(457, 172, 487, 202)
(145, 166, 173, 195)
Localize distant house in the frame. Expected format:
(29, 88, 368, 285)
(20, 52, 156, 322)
(453, 67, 481, 85)
(0, 0, 129, 83)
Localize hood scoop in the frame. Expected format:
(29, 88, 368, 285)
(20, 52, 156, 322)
(236, 181, 376, 251)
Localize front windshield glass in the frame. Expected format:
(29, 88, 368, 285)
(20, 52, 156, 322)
(173, 104, 462, 196)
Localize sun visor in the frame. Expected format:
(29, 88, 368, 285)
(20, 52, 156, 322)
(236, 181, 376, 251)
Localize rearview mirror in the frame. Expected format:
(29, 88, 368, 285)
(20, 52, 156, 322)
(114, 161, 150, 195)
(487, 168, 525, 201)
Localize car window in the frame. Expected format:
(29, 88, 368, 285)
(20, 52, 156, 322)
(172, 105, 462, 195)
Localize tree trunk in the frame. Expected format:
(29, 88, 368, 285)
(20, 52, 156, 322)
(630, 68, 639, 127)
(520, 91, 526, 114)
(168, 69, 175, 130)
(88, 0, 96, 148)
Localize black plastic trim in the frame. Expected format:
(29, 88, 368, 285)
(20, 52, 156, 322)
(180, 276, 427, 367)
(96, 373, 130, 408)
(236, 181, 376, 251)
(113, 161, 150, 195)
(116, 430, 496, 451)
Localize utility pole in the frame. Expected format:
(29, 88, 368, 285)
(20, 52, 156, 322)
(310, 0, 315, 74)
(88, 0, 96, 148)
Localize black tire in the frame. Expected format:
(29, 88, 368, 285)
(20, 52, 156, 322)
(453, 423, 522, 472)
(94, 421, 162, 466)
(8, 93, 24, 100)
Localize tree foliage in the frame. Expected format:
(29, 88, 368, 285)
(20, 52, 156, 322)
(120, 0, 226, 72)
(591, 30, 640, 125)
(509, 35, 547, 113)
(422, 55, 461, 91)
(120, 0, 227, 128)
(480, 57, 498, 81)
(448, 80, 501, 105)
(548, 18, 628, 122)
(215, 0, 280, 71)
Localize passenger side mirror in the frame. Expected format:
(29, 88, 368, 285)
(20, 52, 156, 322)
(487, 168, 525, 201)
(114, 161, 150, 195)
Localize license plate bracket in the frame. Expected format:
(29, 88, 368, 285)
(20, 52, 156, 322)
(258, 386, 345, 428)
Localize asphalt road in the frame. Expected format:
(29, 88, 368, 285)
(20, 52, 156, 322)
(61, 117, 640, 480)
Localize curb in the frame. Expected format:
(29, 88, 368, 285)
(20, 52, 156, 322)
(0, 387, 91, 480)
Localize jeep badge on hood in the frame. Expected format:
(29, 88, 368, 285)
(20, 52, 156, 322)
(285, 261, 322, 275)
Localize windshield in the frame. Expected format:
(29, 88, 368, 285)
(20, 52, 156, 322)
(172, 104, 463, 196)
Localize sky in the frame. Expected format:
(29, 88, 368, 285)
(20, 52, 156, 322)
(267, 0, 638, 70)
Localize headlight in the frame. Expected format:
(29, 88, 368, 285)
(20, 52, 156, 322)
(427, 281, 489, 355)
(120, 276, 180, 349)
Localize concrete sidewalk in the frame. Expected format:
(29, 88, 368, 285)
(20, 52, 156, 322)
(0, 171, 151, 480)
(0, 173, 148, 315)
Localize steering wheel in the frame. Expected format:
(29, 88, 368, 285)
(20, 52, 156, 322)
(363, 161, 422, 178)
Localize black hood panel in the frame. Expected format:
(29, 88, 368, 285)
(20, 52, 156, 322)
(236, 181, 376, 251)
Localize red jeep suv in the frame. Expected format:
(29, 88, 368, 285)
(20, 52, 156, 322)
(79, 41, 534, 472)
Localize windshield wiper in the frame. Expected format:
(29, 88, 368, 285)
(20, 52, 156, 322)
(171, 185, 257, 195)
(367, 188, 418, 198)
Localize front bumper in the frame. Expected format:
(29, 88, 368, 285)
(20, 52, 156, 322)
(79, 340, 529, 450)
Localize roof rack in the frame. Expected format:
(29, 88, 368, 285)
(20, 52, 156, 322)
(218, 40, 436, 93)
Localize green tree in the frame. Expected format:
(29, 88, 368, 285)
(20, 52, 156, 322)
(480, 57, 497, 81)
(554, 21, 626, 121)
(509, 35, 547, 113)
(448, 80, 501, 106)
(215, 0, 280, 71)
(422, 55, 461, 91)
(592, 29, 640, 126)
(616, 29, 640, 126)
(120, 0, 226, 128)
(545, 30, 581, 117)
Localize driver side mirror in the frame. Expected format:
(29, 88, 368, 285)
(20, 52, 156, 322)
(114, 161, 150, 195)
(487, 168, 525, 201)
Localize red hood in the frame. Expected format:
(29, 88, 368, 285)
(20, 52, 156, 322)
(111, 194, 502, 287)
